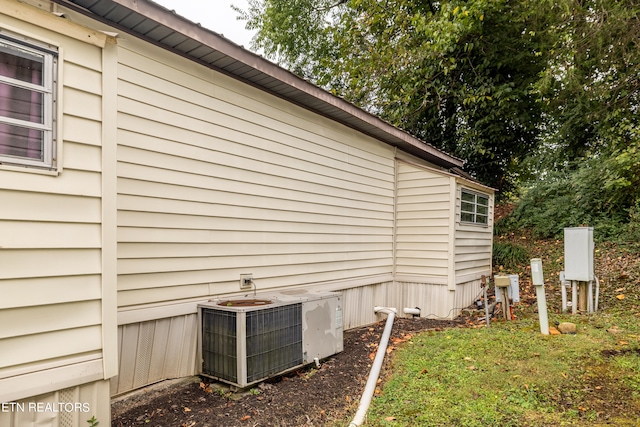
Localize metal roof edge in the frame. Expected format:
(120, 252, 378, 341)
(56, 0, 464, 169)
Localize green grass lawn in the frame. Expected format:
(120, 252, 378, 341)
(366, 317, 640, 426)
(361, 239, 640, 426)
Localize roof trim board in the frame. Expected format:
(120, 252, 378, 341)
(53, 0, 465, 169)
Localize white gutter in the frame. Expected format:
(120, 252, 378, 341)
(348, 307, 397, 427)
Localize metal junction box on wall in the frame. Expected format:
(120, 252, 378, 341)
(198, 290, 343, 388)
(564, 227, 594, 281)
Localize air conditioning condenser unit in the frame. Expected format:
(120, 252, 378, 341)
(197, 290, 343, 388)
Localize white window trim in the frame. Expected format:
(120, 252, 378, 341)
(460, 188, 490, 226)
(0, 32, 58, 170)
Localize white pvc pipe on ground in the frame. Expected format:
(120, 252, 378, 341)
(348, 307, 397, 427)
(403, 307, 420, 316)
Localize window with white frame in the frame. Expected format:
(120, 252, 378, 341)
(0, 34, 57, 169)
(461, 189, 489, 225)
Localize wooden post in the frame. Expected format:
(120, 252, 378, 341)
(501, 287, 511, 320)
(579, 281, 588, 312)
(481, 276, 490, 327)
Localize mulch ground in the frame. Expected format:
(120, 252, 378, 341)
(111, 316, 466, 427)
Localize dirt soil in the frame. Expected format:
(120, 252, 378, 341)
(111, 317, 465, 427)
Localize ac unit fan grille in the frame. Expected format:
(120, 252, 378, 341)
(202, 309, 238, 383)
(202, 303, 303, 385)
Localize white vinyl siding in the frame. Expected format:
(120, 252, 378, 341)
(115, 39, 396, 307)
(455, 185, 494, 282)
(0, 15, 103, 379)
(395, 161, 452, 279)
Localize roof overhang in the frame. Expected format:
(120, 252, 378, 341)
(53, 0, 464, 169)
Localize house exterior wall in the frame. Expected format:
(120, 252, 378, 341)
(454, 181, 494, 284)
(108, 35, 400, 395)
(0, 1, 112, 424)
(114, 36, 397, 311)
(110, 314, 197, 396)
(396, 281, 456, 319)
(394, 160, 495, 319)
(395, 160, 451, 283)
(452, 180, 495, 309)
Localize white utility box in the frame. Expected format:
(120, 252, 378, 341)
(564, 227, 594, 281)
(494, 274, 520, 303)
(531, 258, 544, 286)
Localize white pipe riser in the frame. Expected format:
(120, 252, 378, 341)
(349, 307, 397, 427)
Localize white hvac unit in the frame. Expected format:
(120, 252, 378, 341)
(198, 290, 343, 388)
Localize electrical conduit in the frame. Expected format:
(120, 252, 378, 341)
(348, 307, 397, 427)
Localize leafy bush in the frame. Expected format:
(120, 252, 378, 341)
(493, 242, 529, 270)
(622, 199, 640, 244)
(493, 214, 518, 236)
(504, 152, 639, 241)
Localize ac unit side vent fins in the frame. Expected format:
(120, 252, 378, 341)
(246, 304, 303, 383)
(202, 309, 238, 383)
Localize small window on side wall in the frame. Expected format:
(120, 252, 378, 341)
(461, 189, 489, 225)
(0, 34, 57, 170)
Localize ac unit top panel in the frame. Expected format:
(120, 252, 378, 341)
(198, 290, 341, 313)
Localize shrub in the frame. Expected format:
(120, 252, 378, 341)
(622, 199, 640, 244)
(504, 155, 639, 242)
(493, 242, 529, 270)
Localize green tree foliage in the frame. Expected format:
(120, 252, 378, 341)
(240, 0, 640, 238)
(539, 0, 640, 161)
(516, 0, 640, 239)
(240, 0, 555, 194)
(509, 151, 640, 240)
